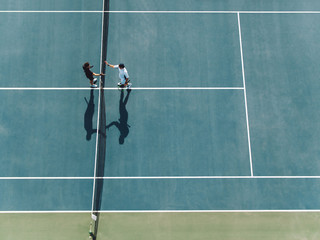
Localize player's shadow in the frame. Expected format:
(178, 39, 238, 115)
(106, 89, 131, 144)
(84, 89, 97, 141)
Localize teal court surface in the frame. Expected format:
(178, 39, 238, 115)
(1, 0, 320, 239)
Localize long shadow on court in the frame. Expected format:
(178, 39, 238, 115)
(84, 89, 97, 141)
(106, 89, 132, 145)
(84, 89, 107, 142)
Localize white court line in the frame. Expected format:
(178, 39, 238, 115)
(0, 11, 102, 13)
(109, 11, 320, 14)
(80, 209, 320, 213)
(1, 209, 320, 213)
(237, 13, 253, 176)
(122, 87, 244, 90)
(99, 176, 320, 179)
(1, 10, 320, 14)
(90, 85, 101, 214)
(0, 177, 93, 180)
(0, 87, 243, 90)
(2, 176, 320, 180)
(0, 87, 94, 90)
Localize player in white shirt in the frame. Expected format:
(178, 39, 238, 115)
(105, 61, 130, 88)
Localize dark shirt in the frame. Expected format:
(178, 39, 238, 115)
(83, 67, 94, 80)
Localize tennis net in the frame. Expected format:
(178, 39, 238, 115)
(89, 0, 109, 239)
(90, 87, 106, 239)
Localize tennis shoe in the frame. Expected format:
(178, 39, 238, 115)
(93, 78, 97, 84)
(91, 84, 98, 88)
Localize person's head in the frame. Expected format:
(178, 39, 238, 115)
(83, 62, 93, 69)
(119, 63, 125, 69)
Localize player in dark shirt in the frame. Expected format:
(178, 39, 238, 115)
(82, 62, 104, 88)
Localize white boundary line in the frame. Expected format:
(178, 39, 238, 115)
(109, 11, 320, 14)
(89, 76, 101, 212)
(237, 13, 253, 176)
(121, 87, 244, 90)
(1, 10, 320, 14)
(1, 209, 320, 213)
(0, 87, 243, 90)
(0, 10, 106, 13)
(98, 209, 320, 212)
(2, 176, 320, 180)
(0, 87, 95, 90)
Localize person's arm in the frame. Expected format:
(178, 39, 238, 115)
(105, 61, 116, 68)
(93, 72, 105, 76)
(124, 71, 129, 84)
(124, 76, 129, 84)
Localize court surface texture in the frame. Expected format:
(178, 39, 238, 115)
(1, 0, 320, 239)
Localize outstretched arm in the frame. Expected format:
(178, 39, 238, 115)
(105, 61, 116, 68)
(93, 72, 105, 76)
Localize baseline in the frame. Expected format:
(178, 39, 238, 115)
(2, 11, 320, 14)
(0, 87, 244, 90)
(2, 176, 320, 179)
(2, 209, 320, 213)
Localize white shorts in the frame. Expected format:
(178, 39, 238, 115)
(119, 78, 126, 84)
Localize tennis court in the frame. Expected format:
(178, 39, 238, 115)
(1, 0, 320, 239)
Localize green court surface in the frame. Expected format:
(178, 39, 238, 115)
(96, 212, 320, 240)
(0, 213, 89, 240)
(1, 212, 320, 240)
(2, 0, 320, 239)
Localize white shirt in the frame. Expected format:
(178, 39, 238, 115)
(114, 65, 129, 84)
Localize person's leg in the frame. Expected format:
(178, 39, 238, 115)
(90, 79, 97, 88)
(118, 78, 126, 88)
